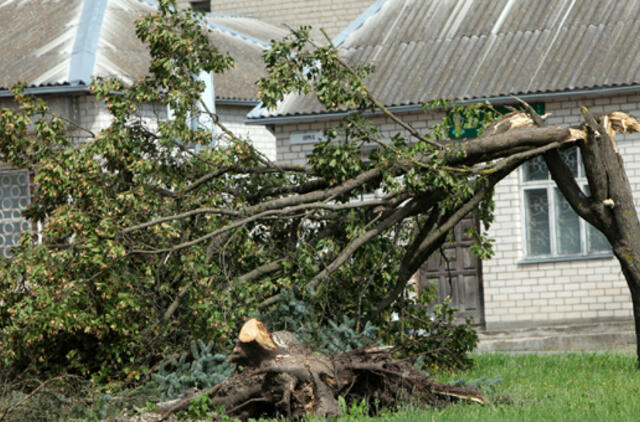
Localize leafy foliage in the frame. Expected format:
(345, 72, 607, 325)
(261, 287, 381, 355)
(0, 0, 493, 381)
(263, 285, 477, 368)
(398, 284, 478, 370)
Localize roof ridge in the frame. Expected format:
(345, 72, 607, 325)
(129, 1, 272, 48)
(333, 0, 388, 47)
(68, 0, 108, 85)
(206, 20, 271, 48)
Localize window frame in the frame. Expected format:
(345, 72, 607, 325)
(519, 147, 613, 263)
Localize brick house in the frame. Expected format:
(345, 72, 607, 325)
(246, 0, 640, 330)
(0, 0, 280, 258)
(179, 0, 373, 40)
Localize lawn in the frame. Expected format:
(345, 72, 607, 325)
(5, 352, 639, 421)
(319, 352, 640, 422)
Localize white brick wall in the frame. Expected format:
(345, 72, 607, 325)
(273, 95, 640, 329)
(218, 105, 276, 161)
(274, 110, 445, 164)
(210, 0, 373, 39)
(0, 95, 275, 160)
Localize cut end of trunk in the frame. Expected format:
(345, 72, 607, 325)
(229, 318, 280, 367)
(238, 318, 277, 351)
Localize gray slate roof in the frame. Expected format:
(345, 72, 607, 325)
(207, 14, 289, 45)
(252, 0, 640, 119)
(0, 0, 278, 102)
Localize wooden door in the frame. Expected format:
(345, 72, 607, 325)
(418, 216, 484, 326)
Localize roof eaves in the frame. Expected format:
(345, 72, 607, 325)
(0, 85, 261, 103)
(245, 84, 640, 125)
(216, 98, 260, 106)
(0, 83, 90, 98)
(68, 0, 108, 85)
(247, 100, 268, 119)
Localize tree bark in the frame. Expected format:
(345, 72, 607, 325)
(540, 109, 640, 367)
(140, 319, 484, 421)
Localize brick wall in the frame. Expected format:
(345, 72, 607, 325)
(273, 95, 640, 330)
(209, 0, 374, 39)
(218, 105, 276, 161)
(273, 109, 445, 164)
(0, 95, 274, 158)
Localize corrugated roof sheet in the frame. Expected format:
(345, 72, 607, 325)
(0, 0, 275, 101)
(0, 0, 84, 88)
(207, 14, 289, 44)
(255, 0, 640, 118)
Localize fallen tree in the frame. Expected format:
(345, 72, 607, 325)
(114, 318, 483, 421)
(2, 1, 640, 389)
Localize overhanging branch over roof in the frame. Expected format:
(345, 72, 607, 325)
(246, 84, 640, 125)
(249, 0, 640, 121)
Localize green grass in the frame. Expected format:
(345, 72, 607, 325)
(6, 352, 638, 421)
(327, 352, 640, 422)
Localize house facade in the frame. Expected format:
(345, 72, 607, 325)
(247, 0, 640, 330)
(0, 0, 278, 258)
(179, 0, 373, 39)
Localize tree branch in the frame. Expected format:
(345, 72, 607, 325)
(581, 109, 612, 204)
(238, 259, 285, 283)
(306, 195, 432, 291)
(514, 100, 603, 225)
(319, 28, 443, 150)
(251, 178, 329, 201)
(180, 164, 308, 196)
(131, 197, 396, 255)
(370, 139, 562, 318)
(447, 127, 572, 165)
(122, 207, 239, 234)
(245, 167, 383, 216)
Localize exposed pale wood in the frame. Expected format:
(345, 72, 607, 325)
(237, 318, 276, 349)
(230, 318, 280, 367)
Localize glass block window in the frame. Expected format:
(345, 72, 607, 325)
(522, 147, 609, 258)
(0, 169, 31, 258)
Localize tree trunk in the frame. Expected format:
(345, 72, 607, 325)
(132, 318, 483, 421)
(615, 254, 640, 368)
(542, 109, 640, 367)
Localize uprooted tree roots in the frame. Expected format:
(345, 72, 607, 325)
(110, 318, 483, 421)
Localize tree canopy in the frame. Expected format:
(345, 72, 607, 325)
(2, 0, 640, 383)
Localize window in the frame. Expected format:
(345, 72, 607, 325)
(522, 147, 610, 259)
(0, 169, 31, 259)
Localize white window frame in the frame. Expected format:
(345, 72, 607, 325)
(520, 148, 611, 261)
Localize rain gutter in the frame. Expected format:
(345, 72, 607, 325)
(245, 85, 640, 125)
(0, 84, 90, 98)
